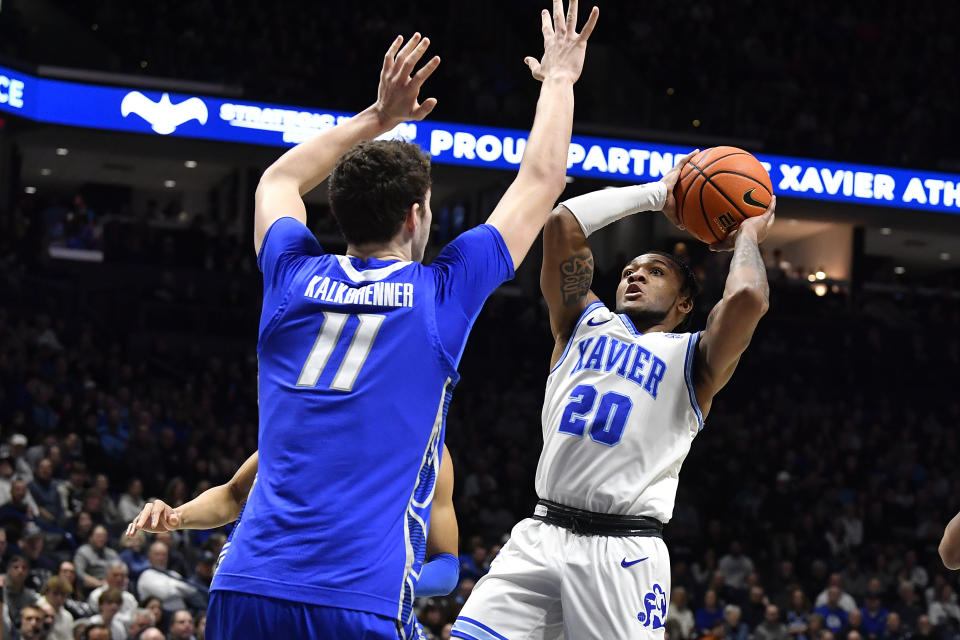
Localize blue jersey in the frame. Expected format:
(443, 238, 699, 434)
(211, 217, 513, 630)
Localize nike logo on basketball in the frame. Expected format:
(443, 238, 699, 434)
(586, 317, 611, 326)
(621, 557, 648, 568)
(742, 188, 768, 209)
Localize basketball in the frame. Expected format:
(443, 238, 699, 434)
(674, 146, 773, 244)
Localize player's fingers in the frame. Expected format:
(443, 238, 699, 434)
(412, 97, 438, 121)
(400, 37, 431, 78)
(525, 57, 544, 81)
(383, 35, 403, 72)
(566, 0, 579, 31)
(150, 501, 165, 529)
(394, 33, 422, 71)
(766, 194, 777, 215)
(553, 0, 565, 34)
(540, 9, 554, 38)
(412, 55, 441, 87)
(134, 504, 152, 531)
(676, 149, 699, 169)
(578, 6, 599, 41)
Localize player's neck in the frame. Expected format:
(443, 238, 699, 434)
(621, 309, 676, 334)
(346, 241, 411, 263)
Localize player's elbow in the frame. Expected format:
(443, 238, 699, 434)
(520, 164, 567, 201)
(940, 539, 960, 570)
(726, 286, 769, 318)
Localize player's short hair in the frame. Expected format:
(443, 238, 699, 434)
(328, 140, 431, 246)
(638, 250, 700, 332)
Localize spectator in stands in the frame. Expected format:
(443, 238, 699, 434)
(68, 510, 94, 548)
(884, 612, 908, 640)
(168, 609, 196, 640)
(785, 588, 811, 640)
(80, 489, 109, 529)
(18, 603, 46, 640)
(723, 604, 749, 640)
(816, 587, 850, 635)
(82, 623, 111, 640)
(117, 478, 145, 524)
(57, 560, 94, 620)
(126, 608, 157, 637)
(82, 588, 126, 640)
(754, 605, 789, 640)
(927, 585, 960, 629)
(140, 627, 165, 640)
(19, 522, 56, 580)
(910, 616, 939, 640)
(119, 529, 149, 580)
(697, 589, 724, 635)
(842, 560, 869, 602)
(848, 609, 865, 637)
(136, 541, 204, 612)
(817, 575, 859, 613)
(0, 478, 39, 542)
(141, 596, 168, 634)
(903, 552, 928, 592)
(74, 525, 119, 590)
(7, 434, 35, 483)
(92, 475, 121, 527)
(38, 576, 74, 640)
(825, 519, 853, 557)
(862, 588, 890, 639)
(894, 582, 923, 631)
(744, 585, 770, 629)
(28, 458, 63, 524)
(58, 462, 87, 520)
(87, 561, 136, 623)
(187, 551, 214, 592)
(718, 540, 754, 593)
(4, 555, 39, 629)
(668, 586, 696, 640)
(807, 613, 826, 640)
(0, 527, 8, 570)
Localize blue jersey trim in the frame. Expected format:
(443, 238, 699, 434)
(684, 331, 704, 431)
(549, 301, 605, 375)
(453, 616, 512, 640)
(618, 313, 642, 336)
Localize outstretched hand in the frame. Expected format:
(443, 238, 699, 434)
(374, 33, 441, 128)
(709, 195, 777, 252)
(660, 150, 699, 229)
(525, 0, 600, 84)
(126, 499, 181, 536)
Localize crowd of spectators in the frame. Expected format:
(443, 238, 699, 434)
(0, 192, 958, 639)
(1, 1, 957, 171)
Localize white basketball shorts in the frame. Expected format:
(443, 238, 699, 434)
(451, 518, 671, 640)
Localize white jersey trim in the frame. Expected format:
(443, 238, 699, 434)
(684, 331, 704, 430)
(549, 301, 605, 375)
(335, 255, 413, 283)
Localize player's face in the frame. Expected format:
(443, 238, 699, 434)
(614, 255, 684, 316)
(411, 190, 433, 262)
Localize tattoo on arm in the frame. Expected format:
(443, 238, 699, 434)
(729, 236, 769, 301)
(559, 253, 594, 306)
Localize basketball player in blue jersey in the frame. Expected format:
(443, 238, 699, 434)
(453, 160, 776, 639)
(127, 444, 461, 603)
(163, 2, 599, 637)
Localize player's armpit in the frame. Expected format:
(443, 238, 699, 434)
(541, 206, 601, 344)
(693, 229, 770, 416)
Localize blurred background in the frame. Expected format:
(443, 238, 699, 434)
(0, 1, 957, 639)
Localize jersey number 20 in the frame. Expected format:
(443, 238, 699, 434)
(296, 312, 385, 392)
(558, 384, 634, 446)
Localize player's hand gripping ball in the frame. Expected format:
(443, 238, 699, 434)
(673, 146, 773, 245)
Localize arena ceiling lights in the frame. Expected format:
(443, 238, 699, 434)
(2, 63, 960, 216)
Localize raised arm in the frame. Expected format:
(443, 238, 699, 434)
(940, 510, 960, 569)
(253, 33, 441, 255)
(693, 197, 776, 417)
(126, 451, 259, 535)
(541, 152, 695, 358)
(485, 0, 599, 269)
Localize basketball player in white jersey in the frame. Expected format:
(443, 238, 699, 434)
(452, 156, 775, 640)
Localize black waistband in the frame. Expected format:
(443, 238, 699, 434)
(532, 499, 664, 537)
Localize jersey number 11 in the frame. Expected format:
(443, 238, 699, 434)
(296, 312, 385, 392)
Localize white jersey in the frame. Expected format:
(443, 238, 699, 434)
(535, 300, 704, 522)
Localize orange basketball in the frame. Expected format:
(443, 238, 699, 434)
(674, 146, 773, 244)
